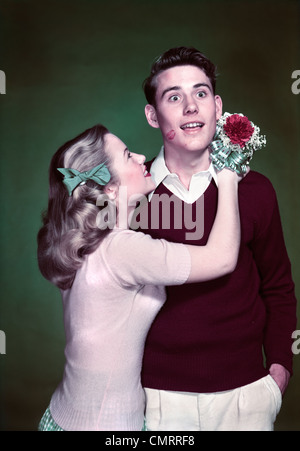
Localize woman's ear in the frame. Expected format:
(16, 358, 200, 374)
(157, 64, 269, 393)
(104, 183, 118, 201)
(145, 104, 160, 129)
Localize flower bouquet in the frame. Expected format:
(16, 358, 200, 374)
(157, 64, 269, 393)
(210, 112, 266, 175)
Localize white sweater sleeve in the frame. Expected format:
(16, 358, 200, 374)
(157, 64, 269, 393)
(103, 229, 191, 288)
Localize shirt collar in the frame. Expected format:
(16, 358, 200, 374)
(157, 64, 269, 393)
(150, 146, 218, 188)
(148, 147, 218, 203)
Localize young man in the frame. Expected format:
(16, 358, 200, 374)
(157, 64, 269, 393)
(139, 47, 297, 431)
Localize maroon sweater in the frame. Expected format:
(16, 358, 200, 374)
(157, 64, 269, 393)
(140, 169, 297, 393)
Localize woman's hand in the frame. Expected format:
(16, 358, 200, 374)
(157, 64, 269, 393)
(216, 166, 250, 185)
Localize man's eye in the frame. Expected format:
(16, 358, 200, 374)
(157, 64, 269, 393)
(196, 91, 206, 98)
(128, 152, 132, 158)
(169, 95, 180, 102)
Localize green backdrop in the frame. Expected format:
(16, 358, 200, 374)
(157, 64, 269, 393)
(0, 0, 299, 431)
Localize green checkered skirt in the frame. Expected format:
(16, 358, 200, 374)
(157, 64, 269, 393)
(38, 406, 147, 431)
(38, 407, 64, 431)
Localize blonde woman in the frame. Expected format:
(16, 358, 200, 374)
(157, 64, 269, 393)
(37, 124, 245, 431)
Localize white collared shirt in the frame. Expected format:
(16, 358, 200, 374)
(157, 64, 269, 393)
(149, 147, 218, 204)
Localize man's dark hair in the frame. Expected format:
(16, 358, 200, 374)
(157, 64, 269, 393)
(143, 46, 217, 106)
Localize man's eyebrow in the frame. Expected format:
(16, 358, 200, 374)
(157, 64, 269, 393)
(160, 86, 181, 100)
(193, 82, 212, 92)
(160, 82, 212, 99)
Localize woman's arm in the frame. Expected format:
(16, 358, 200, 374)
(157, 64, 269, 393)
(186, 169, 242, 283)
(106, 169, 246, 288)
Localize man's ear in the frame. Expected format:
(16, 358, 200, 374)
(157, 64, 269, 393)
(215, 95, 223, 121)
(145, 104, 160, 129)
(104, 183, 118, 200)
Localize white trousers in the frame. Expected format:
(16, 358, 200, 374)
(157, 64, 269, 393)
(145, 375, 282, 431)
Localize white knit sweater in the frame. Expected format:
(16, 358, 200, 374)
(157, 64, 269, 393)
(49, 228, 191, 430)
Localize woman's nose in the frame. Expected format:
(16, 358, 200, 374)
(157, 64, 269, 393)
(133, 153, 146, 164)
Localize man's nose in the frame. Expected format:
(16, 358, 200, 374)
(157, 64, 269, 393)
(183, 96, 198, 115)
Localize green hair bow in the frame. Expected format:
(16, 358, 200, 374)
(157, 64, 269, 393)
(57, 163, 111, 196)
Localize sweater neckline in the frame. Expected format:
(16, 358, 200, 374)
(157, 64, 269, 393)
(154, 177, 217, 204)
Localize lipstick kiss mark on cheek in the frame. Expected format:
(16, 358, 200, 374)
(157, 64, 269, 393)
(166, 130, 176, 140)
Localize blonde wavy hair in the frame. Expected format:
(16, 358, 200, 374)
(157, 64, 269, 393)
(37, 124, 118, 290)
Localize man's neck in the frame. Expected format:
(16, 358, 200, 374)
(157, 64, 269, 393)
(164, 147, 211, 190)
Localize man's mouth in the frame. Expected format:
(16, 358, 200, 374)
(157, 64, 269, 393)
(180, 122, 204, 130)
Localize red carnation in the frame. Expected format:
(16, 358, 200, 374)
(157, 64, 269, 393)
(223, 114, 254, 148)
